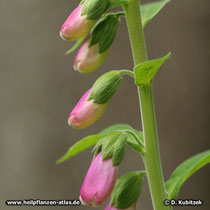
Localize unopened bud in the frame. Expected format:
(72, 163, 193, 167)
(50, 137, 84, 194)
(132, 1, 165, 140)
(68, 89, 107, 129)
(80, 152, 118, 206)
(88, 70, 122, 104)
(111, 171, 145, 209)
(74, 36, 108, 73)
(60, 4, 96, 41)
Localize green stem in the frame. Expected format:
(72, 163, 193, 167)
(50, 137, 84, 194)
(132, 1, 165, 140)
(119, 70, 135, 77)
(115, 11, 125, 18)
(123, 1, 170, 210)
(139, 84, 170, 210)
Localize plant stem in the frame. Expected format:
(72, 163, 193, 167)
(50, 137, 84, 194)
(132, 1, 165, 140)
(119, 70, 135, 77)
(123, 1, 170, 210)
(139, 84, 170, 210)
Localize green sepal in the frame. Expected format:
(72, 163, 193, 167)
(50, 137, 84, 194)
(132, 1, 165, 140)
(102, 131, 122, 160)
(141, 0, 170, 28)
(112, 134, 127, 165)
(100, 124, 144, 144)
(81, 0, 109, 20)
(65, 36, 86, 55)
(89, 14, 120, 53)
(127, 131, 145, 154)
(111, 171, 145, 208)
(127, 135, 142, 153)
(93, 124, 139, 154)
(166, 150, 210, 199)
(99, 124, 144, 155)
(89, 70, 122, 104)
(80, 0, 86, 5)
(93, 130, 127, 166)
(134, 53, 171, 86)
(92, 137, 104, 156)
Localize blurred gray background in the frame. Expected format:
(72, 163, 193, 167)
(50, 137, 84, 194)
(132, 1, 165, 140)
(0, 0, 209, 209)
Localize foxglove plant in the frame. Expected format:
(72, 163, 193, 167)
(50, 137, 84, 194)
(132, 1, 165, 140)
(57, 0, 210, 209)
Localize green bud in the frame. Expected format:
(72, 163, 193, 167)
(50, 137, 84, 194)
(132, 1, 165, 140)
(89, 14, 120, 53)
(111, 171, 145, 209)
(88, 70, 122, 104)
(81, 0, 109, 20)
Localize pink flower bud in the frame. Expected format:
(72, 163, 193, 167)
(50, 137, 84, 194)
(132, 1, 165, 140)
(105, 202, 136, 210)
(68, 89, 107, 129)
(60, 5, 96, 41)
(80, 152, 119, 206)
(74, 36, 108, 73)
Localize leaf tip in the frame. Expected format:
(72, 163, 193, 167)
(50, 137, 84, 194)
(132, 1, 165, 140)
(165, 52, 172, 60)
(55, 157, 64, 164)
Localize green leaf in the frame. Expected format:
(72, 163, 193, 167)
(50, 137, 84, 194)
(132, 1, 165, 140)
(108, 0, 169, 27)
(166, 150, 210, 199)
(141, 0, 170, 28)
(56, 135, 102, 164)
(134, 53, 171, 86)
(65, 36, 86, 55)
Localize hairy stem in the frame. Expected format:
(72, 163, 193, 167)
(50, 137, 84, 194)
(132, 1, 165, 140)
(123, 1, 170, 209)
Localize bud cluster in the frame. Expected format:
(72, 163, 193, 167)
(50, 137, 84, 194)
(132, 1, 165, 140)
(60, 0, 122, 73)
